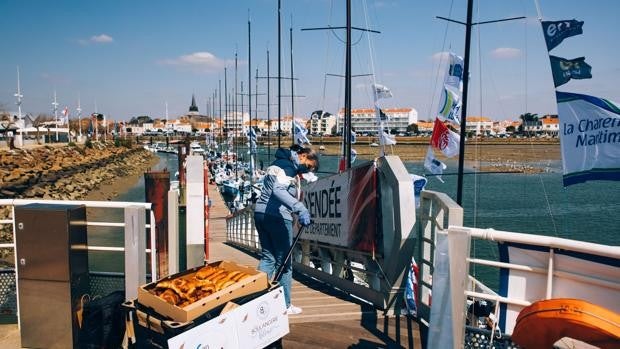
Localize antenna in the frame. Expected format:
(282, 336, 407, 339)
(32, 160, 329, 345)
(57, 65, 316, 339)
(77, 94, 82, 137)
(15, 66, 23, 120)
(165, 101, 169, 122)
(52, 90, 59, 142)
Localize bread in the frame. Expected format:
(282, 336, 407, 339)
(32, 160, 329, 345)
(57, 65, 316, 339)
(195, 266, 218, 280)
(152, 265, 254, 307)
(159, 289, 180, 305)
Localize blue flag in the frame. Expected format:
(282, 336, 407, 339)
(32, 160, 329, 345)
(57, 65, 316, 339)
(542, 19, 584, 51)
(549, 56, 592, 87)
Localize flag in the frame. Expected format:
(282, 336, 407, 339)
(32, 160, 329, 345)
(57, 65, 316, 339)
(373, 83, 393, 99)
(247, 127, 257, 153)
(378, 108, 388, 121)
(430, 119, 460, 158)
(549, 56, 592, 87)
(444, 53, 464, 91)
(410, 174, 427, 208)
(438, 86, 461, 125)
(351, 130, 357, 144)
(61, 107, 69, 117)
(556, 91, 620, 186)
(351, 148, 358, 164)
(403, 256, 419, 317)
(381, 131, 396, 145)
(293, 120, 310, 145)
(424, 147, 446, 183)
(542, 19, 584, 51)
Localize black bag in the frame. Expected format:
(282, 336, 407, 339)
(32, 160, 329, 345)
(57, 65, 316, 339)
(78, 290, 126, 349)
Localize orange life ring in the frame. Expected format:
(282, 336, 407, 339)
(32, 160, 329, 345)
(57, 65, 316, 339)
(512, 298, 620, 349)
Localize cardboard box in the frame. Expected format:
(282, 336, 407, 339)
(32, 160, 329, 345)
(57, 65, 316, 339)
(137, 260, 269, 323)
(167, 286, 289, 349)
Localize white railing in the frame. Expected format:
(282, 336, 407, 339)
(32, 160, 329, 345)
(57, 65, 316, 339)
(442, 226, 620, 348)
(0, 199, 158, 300)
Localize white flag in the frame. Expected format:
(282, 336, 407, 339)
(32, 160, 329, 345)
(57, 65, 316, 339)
(438, 86, 461, 125)
(381, 131, 397, 145)
(293, 120, 311, 145)
(430, 118, 460, 158)
(444, 53, 464, 91)
(424, 147, 447, 183)
(556, 91, 620, 186)
(373, 83, 393, 99)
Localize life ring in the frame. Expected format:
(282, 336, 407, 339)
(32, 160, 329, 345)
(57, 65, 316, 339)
(512, 298, 620, 349)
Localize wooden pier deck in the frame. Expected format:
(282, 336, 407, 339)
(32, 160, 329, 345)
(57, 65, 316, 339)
(0, 184, 421, 348)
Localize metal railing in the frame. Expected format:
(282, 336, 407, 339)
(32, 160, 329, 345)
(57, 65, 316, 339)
(443, 226, 620, 348)
(0, 199, 157, 301)
(415, 190, 463, 328)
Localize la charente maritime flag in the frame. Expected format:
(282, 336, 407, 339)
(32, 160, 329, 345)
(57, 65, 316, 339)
(556, 91, 620, 186)
(430, 118, 460, 158)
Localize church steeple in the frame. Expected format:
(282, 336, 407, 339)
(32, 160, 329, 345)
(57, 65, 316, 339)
(189, 94, 199, 113)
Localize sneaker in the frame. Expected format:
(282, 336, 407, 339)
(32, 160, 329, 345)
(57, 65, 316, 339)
(286, 305, 303, 315)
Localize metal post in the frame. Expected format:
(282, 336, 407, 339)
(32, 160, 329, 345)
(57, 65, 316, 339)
(167, 190, 179, 275)
(124, 205, 146, 300)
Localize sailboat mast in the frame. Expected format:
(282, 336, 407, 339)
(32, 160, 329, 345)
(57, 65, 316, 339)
(267, 49, 272, 159)
(219, 79, 223, 145)
(277, 0, 282, 149)
(289, 24, 295, 143)
(248, 13, 252, 142)
(225, 68, 228, 155)
(344, 0, 352, 169)
(456, 0, 474, 205)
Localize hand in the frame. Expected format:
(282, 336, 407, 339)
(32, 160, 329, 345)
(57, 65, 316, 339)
(298, 211, 312, 226)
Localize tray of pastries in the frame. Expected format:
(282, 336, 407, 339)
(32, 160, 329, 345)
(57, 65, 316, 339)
(137, 260, 269, 323)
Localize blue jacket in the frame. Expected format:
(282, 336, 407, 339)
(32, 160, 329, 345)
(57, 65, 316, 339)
(254, 148, 307, 221)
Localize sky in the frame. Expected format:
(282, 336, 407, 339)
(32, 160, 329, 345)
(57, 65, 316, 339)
(1, 0, 619, 122)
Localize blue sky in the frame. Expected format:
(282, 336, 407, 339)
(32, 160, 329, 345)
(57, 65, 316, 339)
(1, 0, 618, 122)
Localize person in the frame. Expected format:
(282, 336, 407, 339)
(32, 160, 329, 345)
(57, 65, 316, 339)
(254, 145, 319, 315)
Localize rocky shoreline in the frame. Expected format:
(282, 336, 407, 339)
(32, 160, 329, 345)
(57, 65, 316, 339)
(0, 143, 158, 262)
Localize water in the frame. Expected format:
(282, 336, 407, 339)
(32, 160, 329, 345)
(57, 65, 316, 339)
(88, 153, 179, 272)
(90, 147, 620, 286)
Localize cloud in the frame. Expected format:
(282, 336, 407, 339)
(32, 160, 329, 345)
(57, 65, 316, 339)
(78, 34, 114, 45)
(490, 47, 521, 59)
(159, 52, 231, 73)
(431, 51, 453, 62)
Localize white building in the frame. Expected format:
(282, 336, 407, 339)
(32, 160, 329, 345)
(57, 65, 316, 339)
(309, 110, 336, 135)
(465, 116, 493, 136)
(337, 107, 418, 135)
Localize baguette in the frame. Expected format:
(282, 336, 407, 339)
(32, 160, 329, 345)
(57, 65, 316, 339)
(195, 266, 218, 280)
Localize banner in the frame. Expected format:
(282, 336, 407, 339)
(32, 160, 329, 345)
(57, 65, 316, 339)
(556, 91, 620, 186)
(302, 162, 377, 252)
(549, 56, 592, 87)
(437, 86, 461, 125)
(424, 146, 447, 183)
(541, 19, 584, 51)
(430, 118, 460, 158)
(444, 53, 464, 91)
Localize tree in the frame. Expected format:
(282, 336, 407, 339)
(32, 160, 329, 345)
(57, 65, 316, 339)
(506, 125, 516, 133)
(519, 113, 539, 137)
(406, 123, 419, 133)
